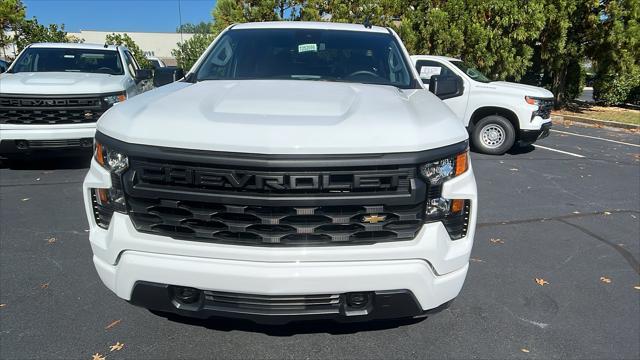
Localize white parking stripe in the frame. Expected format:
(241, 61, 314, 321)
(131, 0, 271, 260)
(533, 144, 585, 158)
(551, 129, 640, 148)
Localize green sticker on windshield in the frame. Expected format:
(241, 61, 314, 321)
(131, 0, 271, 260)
(298, 43, 318, 53)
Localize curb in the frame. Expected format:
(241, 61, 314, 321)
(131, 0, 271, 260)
(552, 114, 639, 130)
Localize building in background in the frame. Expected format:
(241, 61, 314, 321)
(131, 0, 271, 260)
(0, 30, 195, 64)
(67, 30, 195, 66)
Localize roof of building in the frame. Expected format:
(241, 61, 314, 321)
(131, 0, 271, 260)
(233, 21, 390, 34)
(29, 43, 119, 51)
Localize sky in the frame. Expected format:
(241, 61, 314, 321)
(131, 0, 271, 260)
(22, 0, 216, 33)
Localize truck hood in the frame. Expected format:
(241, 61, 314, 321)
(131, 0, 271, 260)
(0, 72, 125, 95)
(98, 80, 467, 155)
(490, 81, 553, 98)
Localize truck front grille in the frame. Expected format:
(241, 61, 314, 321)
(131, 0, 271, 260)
(96, 132, 469, 247)
(0, 94, 107, 125)
(128, 197, 424, 246)
(536, 98, 554, 119)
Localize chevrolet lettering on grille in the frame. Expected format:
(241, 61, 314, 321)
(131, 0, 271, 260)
(136, 164, 406, 192)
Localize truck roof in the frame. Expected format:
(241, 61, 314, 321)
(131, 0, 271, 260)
(411, 55, 462, 62)
(28, 43, 120, 51)
(233, 21, 390, 34)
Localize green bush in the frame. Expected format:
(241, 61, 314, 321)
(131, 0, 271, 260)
(172, 33, 215, 71)
(105, 33, 151, 69)
(594, 71, 640, 106)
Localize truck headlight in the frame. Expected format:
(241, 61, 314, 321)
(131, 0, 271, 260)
(420, 149, 471, 240)
(419, 148, 468, 185)
(525, 96, 543, 106)
(103, 93, 127, 106)
(95, 140, 128, 174)
(91, 140, 128, 228)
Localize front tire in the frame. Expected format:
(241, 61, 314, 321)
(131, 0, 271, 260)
(471, 115, 516, 155)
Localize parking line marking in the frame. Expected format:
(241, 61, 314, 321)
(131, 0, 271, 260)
(551, 129, 640, 148)
(534, 144, 585, 158)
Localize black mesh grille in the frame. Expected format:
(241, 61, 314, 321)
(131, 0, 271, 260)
(128, 197, 424, 246)
(0, 95, 107, 125)
(112, 138, 462, 246)
(536, 98, 554, 119)
(25, 138, 93, 149)
(203, 291, 341, 315)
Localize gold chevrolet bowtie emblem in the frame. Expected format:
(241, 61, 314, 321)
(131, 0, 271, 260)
(362, 214, 386, 224)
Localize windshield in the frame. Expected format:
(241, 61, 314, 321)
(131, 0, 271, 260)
(450, 61, 491, 83)
(195, 29, 415, 88)
(11, 48, 124, 75)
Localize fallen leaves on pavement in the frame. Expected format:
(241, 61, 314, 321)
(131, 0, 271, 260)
(470, 258, 484, 263)
(110, 342, 124, 352)
(489, 238, 504, 244)
(105, 319, 122, 330)
(600, 276, 612, 284)
(40, 282, 49, 289)
(0, 304, 6, 308)
(46, 237, 56, 245)
(634, 285, 640, 290)
(535, 278, 549, 286)
(521, 348, 530, 353)
(91, 354, 105, 360)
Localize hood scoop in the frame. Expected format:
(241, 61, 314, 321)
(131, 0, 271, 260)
(208, 81, 357, 117)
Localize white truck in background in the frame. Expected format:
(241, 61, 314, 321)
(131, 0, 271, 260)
(0, 43, 152, 159)
(412, 55, 554, 155)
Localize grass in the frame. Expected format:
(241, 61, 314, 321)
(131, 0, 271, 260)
(554, 103, 640, 125)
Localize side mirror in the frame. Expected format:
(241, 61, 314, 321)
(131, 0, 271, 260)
(428, 75, 463, 100)
(135, 69, 153, 81)
(153, 67, 185, 87)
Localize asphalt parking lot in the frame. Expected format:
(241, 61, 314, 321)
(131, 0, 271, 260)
(1, 122, 638, 360)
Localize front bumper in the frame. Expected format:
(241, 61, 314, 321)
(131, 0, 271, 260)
(519, 120, 552, 144)
(84, 155, 477, 322)
(109, 255, 467, 324)
(0, 123, 96, 154)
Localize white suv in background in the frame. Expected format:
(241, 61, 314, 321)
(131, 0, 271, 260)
(412, 55, 554, 154)
(0, 43, 151, 158)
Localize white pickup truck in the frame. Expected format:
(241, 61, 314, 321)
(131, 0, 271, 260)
(83, 21, 477, 324)
(0, 43, 152, 158)
(412, 55, 554, 154)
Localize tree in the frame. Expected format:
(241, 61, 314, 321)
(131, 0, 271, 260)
(172, 0, 286, 70)
(525, 0, 599, 107)
(395, 0, 546, 81)
(0, 0, 25, 59)
(176, 21, 213, 34)
(172, 33, 215, 70)
(591, 0, 640, 105)
(14, 18, 79, 53)
(105, 33, 152, 69)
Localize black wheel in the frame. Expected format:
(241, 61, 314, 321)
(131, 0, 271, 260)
(471, 115, 516, 155)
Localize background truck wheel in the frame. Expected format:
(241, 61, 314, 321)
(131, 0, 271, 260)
(471, 115, 516, 155)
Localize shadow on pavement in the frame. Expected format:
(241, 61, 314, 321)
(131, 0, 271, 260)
(151, 311, 426, 336)
(470, 144, 535, 156)
(507, 144, 535, 155)
(0, 152, 92, 170)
